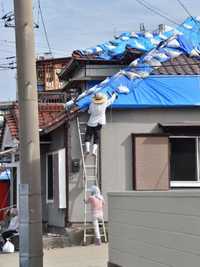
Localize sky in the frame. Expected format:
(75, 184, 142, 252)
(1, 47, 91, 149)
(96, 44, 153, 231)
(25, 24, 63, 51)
(0, 0, 200, 101)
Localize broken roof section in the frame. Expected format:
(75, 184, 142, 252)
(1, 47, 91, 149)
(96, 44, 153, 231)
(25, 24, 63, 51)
(72, 24, 175, 60)
(72, 17, 200, 61)
(66, 16, 200, 110)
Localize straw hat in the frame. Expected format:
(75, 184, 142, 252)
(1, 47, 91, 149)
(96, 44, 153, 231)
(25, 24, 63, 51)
(92, 92, 107, 104)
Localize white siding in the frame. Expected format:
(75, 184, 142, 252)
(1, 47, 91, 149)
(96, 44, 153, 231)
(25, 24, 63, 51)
(108, 191, 200, 267)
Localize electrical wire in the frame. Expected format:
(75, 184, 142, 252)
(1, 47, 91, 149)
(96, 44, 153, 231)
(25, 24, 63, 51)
(2, 59, 200, 73)
(0, 38, 67, 56)
(176, 0, 195, 21)
(37, 0, 53, 56)
(135, 0, 180, 26)
(0, 0, 4, 17)
(138, 0, 172, 18)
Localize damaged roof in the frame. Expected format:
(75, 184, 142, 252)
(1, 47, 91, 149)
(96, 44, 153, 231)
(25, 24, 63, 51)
(4, 103, 67, 140)
(65, 16, 200, 110)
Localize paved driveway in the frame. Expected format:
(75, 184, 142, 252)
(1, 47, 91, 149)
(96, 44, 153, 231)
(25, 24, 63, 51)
(0, 244, 108, 267)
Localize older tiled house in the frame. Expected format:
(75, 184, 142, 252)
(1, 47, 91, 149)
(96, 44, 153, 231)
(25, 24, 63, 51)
(1, 103, 69, 228)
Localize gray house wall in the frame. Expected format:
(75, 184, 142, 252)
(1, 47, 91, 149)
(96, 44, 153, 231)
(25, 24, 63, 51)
(70, 64, 125, 81)
(68, 114, 87, 222)
(69, 108, 200, 222)
(41, 125, 66, 228)
(101, 109, 200, 218)
(108, 191, 200, 267)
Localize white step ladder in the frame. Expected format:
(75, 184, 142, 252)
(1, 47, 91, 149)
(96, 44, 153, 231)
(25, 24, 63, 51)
(76, 117, 107, 245)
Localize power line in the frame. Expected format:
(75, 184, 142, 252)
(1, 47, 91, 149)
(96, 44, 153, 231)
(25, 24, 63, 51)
(0, 38, 67, 56)
(176, 0, 199, 26)
(138, 0, 171, 18)
(0, 0, 4, 17)
(0, 56, 15, 60)
(176, 0, 192, 17)
(37, 0, 52, 56)
(135, 0, 180, 26)
(2, 60, 200, 73)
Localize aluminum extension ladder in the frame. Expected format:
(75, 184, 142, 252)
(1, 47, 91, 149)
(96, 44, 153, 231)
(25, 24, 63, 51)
(76, 117, 107, 245)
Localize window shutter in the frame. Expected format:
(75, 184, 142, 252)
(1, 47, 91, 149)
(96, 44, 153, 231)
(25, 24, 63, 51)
(132, 135, 169, 190)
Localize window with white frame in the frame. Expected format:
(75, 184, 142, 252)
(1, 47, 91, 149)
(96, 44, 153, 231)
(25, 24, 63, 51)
(47, 154, 53, 201)
(170, 136, 200, 186)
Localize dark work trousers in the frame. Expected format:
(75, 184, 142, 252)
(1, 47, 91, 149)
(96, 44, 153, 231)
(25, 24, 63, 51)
(85, 124, 102, 144)
(2, 230, 18, 242)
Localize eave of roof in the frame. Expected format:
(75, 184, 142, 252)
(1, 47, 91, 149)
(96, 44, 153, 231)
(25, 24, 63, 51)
(36, 56, 71, 65)
(59, 50, 143, 81)
(4, 103, 67, 140)
(159, 122, 200, 127)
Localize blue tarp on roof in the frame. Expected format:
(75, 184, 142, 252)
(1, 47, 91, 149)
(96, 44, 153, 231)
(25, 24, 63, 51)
(77, 75, 200, 109)
(66, 16, 200, 110)
(74, 17, 200, 60)
(0, 169, 11, 181)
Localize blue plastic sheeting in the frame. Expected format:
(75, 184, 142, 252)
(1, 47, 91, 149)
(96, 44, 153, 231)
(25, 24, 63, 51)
(66, 17, 200, 110)
(74, 17, 200, 60)
(0, 169, 11, 180)
(77, 75, 200, 109)
(86, 80, 101, 90)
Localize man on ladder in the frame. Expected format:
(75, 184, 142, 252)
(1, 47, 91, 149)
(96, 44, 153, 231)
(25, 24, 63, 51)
(78, 90, 117, 245)
(85, 91, 117, 156)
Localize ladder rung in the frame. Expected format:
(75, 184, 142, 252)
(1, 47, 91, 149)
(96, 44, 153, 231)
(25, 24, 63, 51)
(85, 234, 106, 238)
(85, 165, 96, 168)
(85, 234, 95, 237)
(86, 182, 97, 185)
(87, 175, 97, 178)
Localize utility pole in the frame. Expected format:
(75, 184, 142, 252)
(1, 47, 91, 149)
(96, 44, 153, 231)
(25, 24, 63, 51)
(13, 1, 43, 267)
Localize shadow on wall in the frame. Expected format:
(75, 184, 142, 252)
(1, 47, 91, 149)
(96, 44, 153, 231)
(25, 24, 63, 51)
(68, 169, 83, 221)
(121, 135, 133, 190)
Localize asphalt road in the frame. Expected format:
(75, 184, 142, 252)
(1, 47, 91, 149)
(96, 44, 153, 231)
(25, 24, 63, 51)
(0, 244, 108, 267)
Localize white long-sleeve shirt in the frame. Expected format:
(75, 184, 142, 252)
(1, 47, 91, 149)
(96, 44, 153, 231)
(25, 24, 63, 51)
(87, 94, 116, 127)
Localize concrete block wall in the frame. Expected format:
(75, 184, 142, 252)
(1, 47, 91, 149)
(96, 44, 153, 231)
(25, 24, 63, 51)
(108, 191, 200, 267)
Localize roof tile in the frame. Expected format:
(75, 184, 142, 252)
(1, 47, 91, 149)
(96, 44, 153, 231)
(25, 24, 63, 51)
(5, 103, 66, 139)
(153, 54, 200, 75)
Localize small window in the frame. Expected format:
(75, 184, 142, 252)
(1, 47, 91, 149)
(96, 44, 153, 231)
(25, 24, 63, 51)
(47, 154, 53, 201)
(45, 66, 54, 89)
(37, 68, 45, 84)
(170, 138, 196, 181)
